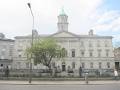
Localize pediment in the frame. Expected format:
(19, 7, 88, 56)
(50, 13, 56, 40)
(50, 31, 78, 38)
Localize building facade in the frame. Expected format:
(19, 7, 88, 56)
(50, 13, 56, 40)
(114, 47, 120, 70)
(12, 11, 115, 76)
(0, 33, 14, 69)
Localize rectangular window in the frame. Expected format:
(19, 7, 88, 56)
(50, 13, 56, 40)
(99, 62, 102, 69)
(106, 52, 108, 57)
(81, 41, 84, 47)
(107, 62, 110, 68)
(98, 49, 101, 57)
(72, 62, 75, 69)
(89, 52, 93, 57)
(106, 49, 109, 57)
(89, 41, 92, 47)
(97, 41, 100, 47)
(98, 52, 101, 57)
(71, 49, 75, 57)
(105, 42, 108, 47)
(90, 62, 93, 68)
(82, 62, 85, 68)
(26, 62, 29, 68)
(81, 51, 85, 57)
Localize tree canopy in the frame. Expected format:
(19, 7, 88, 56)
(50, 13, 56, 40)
(26, 38, 66, 69)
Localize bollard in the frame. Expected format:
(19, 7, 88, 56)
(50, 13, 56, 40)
(85, 72, 89, 84)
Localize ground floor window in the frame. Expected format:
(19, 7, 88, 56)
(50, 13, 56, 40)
(72, 62, 75, 69)
(81, 62, 85, 68)
(26, 62, 29, 68)
(62, 62, 66, 71)
(107, 62, 110, 68)
(90, 62, 93, 68)
(62, 65, 66, 71)
(99, 62, 102, 69)
(115, 62, 119, 70)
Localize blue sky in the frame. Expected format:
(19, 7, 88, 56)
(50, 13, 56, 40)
(0, 0, 120, 46)
(93, 0, 120, 46)
(103, 0, 120, 11)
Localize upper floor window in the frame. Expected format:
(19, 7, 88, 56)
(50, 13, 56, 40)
(106, 49, 109, 57)
(98, 49, 101, 57)
(81, 62, 85, 68)
(71, 49, 75, 57)
(97, 40, 100, 47)
(99, 62, 102, 69)
(90, 62, 93, 68)
(60, 48, 67, 57)
(107, 62, 110, 68)
(26, 62, 29, 68)
(72, 62, 75, 69)
(89, 51, 93, 57)
(105, 41, 109, 47)
(81, 50, 85, 57)
(80, 41, 84, 47)
(89, 41, 92, 47)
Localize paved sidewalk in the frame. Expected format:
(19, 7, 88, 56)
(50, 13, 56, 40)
(0, 80, 120, 85)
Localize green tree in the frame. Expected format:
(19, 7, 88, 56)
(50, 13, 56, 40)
(26, 38, 66, 70)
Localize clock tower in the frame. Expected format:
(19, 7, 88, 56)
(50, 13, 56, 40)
(57, 8, 68, 32)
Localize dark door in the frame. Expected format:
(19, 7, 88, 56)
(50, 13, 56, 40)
(62, 65, 66, 71)
(115, 62, 119, 70)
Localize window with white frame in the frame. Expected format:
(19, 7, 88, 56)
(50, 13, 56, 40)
(81, 50, 85, 57)
(80, 41, 84, 47)
(89, 41, 92, 47)
(98, 49, 101, 57)
(71, 49, 75, 57)
(90, 62, 93, 68)
(105, 41, 109, 47)
(99, 62, 102, 69)
(107, 62, 110, 68)
(72, 62, 75, 69)
(97, 40, 100, 47)
(81, 62, 85, 68)
(106, 49, 109, 57)
(89, 50, 93, 57)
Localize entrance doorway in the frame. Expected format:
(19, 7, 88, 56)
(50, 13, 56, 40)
(62, 62, 66, 71)
(115, 62, 119, 70)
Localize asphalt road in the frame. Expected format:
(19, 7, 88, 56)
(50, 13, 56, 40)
(0, 84, 120, 90)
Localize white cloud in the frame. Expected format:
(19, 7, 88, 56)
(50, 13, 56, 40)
(93, 10, 120, 32)
(0, 0, 104, 38)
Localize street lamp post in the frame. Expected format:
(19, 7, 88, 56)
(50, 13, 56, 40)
(27, 3, 34, 83)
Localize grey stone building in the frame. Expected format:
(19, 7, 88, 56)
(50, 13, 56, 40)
(0, 33, 14, 69)
(12, 11, 115, 76)
(114, 47, 120, 70)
